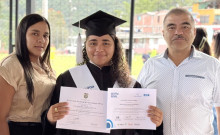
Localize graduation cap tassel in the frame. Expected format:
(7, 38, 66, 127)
(76, 33, 83, 65)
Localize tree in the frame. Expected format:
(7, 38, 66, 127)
(47, 8, 69, 49)
(46, 0, 131, 44)
(0, 0, 10, 51)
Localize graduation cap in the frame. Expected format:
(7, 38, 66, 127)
(72, 10, 126, 37)
(73, 10, 126, 65)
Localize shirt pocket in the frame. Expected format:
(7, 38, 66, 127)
(181, 74, 214, 102)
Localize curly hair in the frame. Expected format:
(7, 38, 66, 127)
(80, 34, 131, 88)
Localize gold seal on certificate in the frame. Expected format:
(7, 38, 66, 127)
(56, 87, 156, 133)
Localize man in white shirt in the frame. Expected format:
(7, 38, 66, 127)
(138, 8, 220, 135)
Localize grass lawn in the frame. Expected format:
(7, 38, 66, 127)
(50, 54, 76, 76)
(131, 54, 144, 79)
(0, 53, 144, 79)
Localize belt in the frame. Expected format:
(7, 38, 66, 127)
(8, 121, 41, 127)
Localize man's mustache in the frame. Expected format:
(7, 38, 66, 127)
(173, 35, 185, 40)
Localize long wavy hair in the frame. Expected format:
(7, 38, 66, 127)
(214, 33, 220, 59)
(80, 34, 131, 88)
(192, 27, 211, 55)
(15, 14, 52, 104)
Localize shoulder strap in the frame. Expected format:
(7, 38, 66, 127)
(69, 65, 136, 89)
(69, 65, 100, 90)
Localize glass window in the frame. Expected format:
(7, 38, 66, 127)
(200, 15, 209, 24)
(214, 15, 220, 24)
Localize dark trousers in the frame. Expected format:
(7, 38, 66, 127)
(8, 121, 42, 135)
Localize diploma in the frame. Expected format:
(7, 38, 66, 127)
(107, 88, 156, 130)
(56, 87, 110, 133)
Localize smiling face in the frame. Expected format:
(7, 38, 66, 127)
(26, 21, 50, 61)
(162, 13, 196, 54)
(86, 34, 115, 68)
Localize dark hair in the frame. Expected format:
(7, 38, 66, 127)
(15, 14, 52, 104)
(214, 33, 220, 58)
(193, 27, 211, 55)
(163, 8, 195, 26)
(81, 34, 131, 88)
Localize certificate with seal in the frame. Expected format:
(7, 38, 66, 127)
(56, 87, 156, 132)
(107, 88, 156, 130)
(56, 87, 110, 133)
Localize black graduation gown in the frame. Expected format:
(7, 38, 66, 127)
(42, 62, 163, 135)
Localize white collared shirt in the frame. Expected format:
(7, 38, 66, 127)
(138, 47, 220, 135)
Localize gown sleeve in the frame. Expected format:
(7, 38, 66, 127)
(133, 81, 142, 88)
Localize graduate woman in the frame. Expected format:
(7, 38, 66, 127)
(42, 10, 163, 135)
